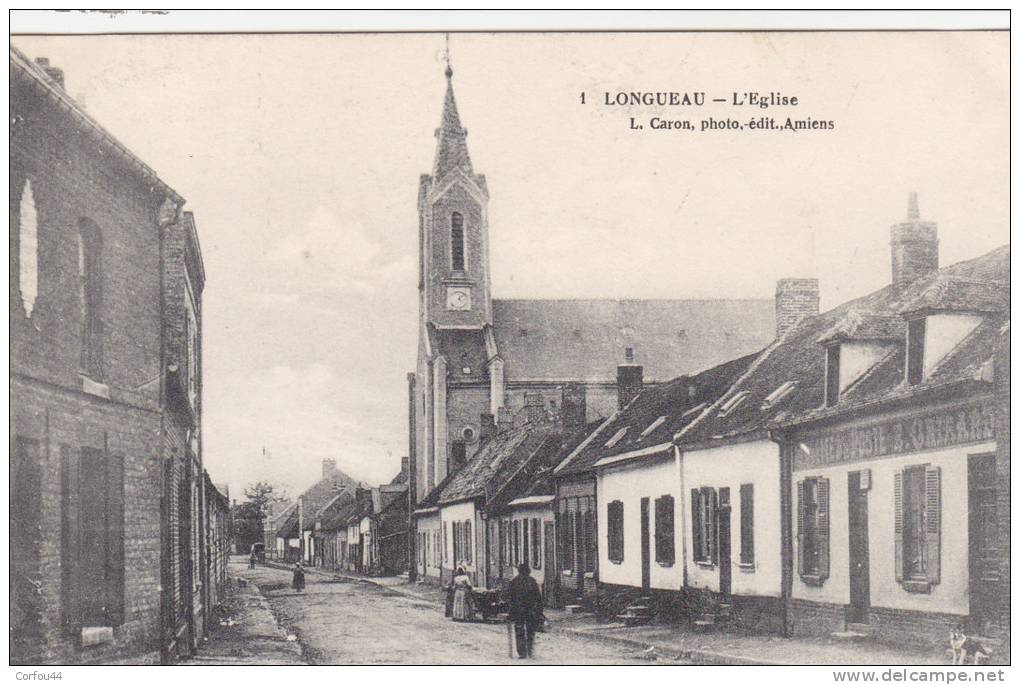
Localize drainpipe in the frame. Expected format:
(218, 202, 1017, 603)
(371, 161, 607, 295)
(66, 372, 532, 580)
(675, 445, 689, 589)
(769, 428, 793, 638)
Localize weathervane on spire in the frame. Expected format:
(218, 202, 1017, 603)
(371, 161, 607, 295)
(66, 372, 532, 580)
(444, 32, 453, 79)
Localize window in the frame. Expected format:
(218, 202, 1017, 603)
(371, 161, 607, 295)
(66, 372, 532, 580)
(560, 509, 574, 571)
(498, 519, 506, 567)
(640, 416, 668, 438)
(451, 212, 465, 271)
(895, 465, 940, 591)
(62, 446, 125, 628)
(18, 179, 38, 317)
(559, 496, 595, 573)
(78, 220, 104, 379)
(531, 519, 541, 569)
(718, 391, 749, 417)
(797, 477, 830, 584)
(607, 500, 624, 563)
(464, 519, 472, 564)
(582, 509, 596, 572)
(513, 520, 521, 565)
(824, 345, 841, 407)
(522, 518, 529, 566)
(443, 523, 448, 564)
(604, 427, 628, 448)
(763, 382, 797, 409)
(690, 487, 717, 564)
(654, 495, 675, 565)
(451, 521, 459, 563)
(906, 318, 926, 385)
(739, 484, 755, 565)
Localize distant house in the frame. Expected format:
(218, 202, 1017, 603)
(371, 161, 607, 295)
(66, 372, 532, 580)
(276, 459, 356, 565)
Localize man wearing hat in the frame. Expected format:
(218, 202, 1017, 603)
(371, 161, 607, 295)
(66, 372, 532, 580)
(505, 563, 544, 658)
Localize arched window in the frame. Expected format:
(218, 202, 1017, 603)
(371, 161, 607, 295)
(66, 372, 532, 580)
(450, 212, 465, 272)
(78, 219, 104, 379)
(18, 180, 39, 317)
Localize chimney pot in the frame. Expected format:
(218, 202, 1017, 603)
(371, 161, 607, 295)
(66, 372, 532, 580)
(322, 458, 338, 480)
(524, 393, 545, 423)
(890, 192, 939, 284)
(497, 406, 514, 432)
(34, 57, 64, 89)
(775, 278, 820, 338)
(617, 364, 643, 410)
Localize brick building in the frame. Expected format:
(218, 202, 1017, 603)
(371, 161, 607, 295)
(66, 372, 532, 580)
(10, 47, 226, 664)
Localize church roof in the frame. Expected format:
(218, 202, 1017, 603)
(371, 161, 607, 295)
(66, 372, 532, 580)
(432, 69, 473, 180)
(490, 298, 775, 383)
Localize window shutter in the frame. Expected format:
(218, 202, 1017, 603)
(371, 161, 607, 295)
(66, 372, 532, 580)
(708, 488, 719, 566)
(465, 520, 472, 564)
(691, 489, 702, 562)
(796, 480, 806, 576)
(585, 509, 597, 572)
(816, 477, 830, 581)
(924, 466, 941, 585)
(531, 519, 541, 569)
(106, 452, 125, 625)
(740, 484, 754, 565)
(894, 471, 904, 583)
(522, 518, 530, 566)
(61, 446, 81, 634)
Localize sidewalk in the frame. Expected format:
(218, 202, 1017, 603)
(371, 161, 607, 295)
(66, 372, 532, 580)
(184, 578, 306, 665)
(269, 561, 948, 666)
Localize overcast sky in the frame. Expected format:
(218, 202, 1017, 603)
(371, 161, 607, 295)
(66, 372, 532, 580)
(12, 31, 1008, 500)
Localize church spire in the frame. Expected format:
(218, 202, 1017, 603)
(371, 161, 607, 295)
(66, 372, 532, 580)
(432, 60, 474, 180)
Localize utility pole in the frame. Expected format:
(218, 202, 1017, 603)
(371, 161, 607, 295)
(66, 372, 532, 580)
(297, 496, 304, 563)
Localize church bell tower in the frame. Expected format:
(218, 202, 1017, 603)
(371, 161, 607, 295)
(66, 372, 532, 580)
(418, 64, 492, 330)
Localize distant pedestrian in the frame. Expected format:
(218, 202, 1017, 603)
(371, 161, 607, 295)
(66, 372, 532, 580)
(249, 549, 257, 570)
(292, 561, 306, 592)
(504, 563, 544, 658)
(451, 567, 475, 621)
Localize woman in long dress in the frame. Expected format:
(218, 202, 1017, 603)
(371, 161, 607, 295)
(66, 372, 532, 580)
(292, 561, 306, 592)
(451, 567, 474, 621)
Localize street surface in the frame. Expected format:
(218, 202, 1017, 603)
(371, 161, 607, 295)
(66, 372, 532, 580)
(229, 558, 668, 665)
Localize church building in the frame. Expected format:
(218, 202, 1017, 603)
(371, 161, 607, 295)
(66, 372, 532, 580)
(409, 64, 778, 507)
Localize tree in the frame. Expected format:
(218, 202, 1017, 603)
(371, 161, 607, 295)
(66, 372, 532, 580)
(234, 481, 288, 553)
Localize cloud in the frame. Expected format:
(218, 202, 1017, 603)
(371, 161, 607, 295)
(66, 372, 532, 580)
(267, 207, 414, 293)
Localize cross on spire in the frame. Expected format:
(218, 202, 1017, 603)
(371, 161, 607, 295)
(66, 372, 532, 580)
(444, 32, 453, 79)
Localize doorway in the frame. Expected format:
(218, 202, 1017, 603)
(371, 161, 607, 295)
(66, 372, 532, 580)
(968, 454, 1000, 633)
(718, 487, 732, 596)
(847, 470, 870, 624)
(640, 497, 651, 592)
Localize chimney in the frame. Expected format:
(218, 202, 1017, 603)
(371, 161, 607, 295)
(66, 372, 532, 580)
(34, 57, 65, 89)
(891, 192, 939, 284)
(497, 406, 514, 433)
(524, 393, 545, 424)
(617, 362, 643, 410)
(322, 458, 337, 480)
(400, 456, 409, 478)
(480, 413, 496, 442)
(775, 278, 820, 338)
(561, 383, 587, 430)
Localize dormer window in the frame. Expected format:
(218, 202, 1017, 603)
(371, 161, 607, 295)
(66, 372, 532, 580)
(824, 345, 840, 407)
(640, 416, 667, 438)
(906, 318, 926, 385)
(718, 391, 749, 417)
(604, 427, 628, 448)
(763, 381, 797, 409)
(450, 212, 465, 272)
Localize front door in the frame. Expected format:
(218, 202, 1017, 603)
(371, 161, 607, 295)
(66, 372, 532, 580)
(640, 497, 651, 592)
(847, 470, 870, 624)
(968, 454, 1000, 633)
(718, 487, 732, 596)
(543, 521, 556, 606)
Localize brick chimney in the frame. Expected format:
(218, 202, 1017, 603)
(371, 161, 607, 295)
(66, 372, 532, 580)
(561, 383, 587, 430)
(479, 413, 496, 442)
(497, 406, 514, 433)
(891, 192, 939, 284)
(617, 358, 643, 410)
(524, 393, 545, 424)
(775, 278, 820, 338)
(34, 57, 64, 89)
(322, 458, 337, 480)
(400, 457, 409, 478)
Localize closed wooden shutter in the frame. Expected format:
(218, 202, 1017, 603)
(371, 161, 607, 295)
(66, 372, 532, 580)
(654, 495, 675, 564)
(924, 466, 941, 584)
(575, 507, 585, 571)
(522, 518, 530, 566)
(796, 480, 806, 576)
(607, 500, 624, 562)
(583, 509, 596, 572)
(465, 520, 472, 564)
(894, 471, 903, 582)
(532, 519, 541, 570)
(61, 445, 81, 634)
(740, 484, 754, 565)
(708, 488, 719, 566)
(106, 452, 125, 625)
(691, 489, 703, 562)
(816, 477, 830, 581)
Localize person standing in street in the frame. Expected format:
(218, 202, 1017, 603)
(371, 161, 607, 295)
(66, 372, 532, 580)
(249, 549, 257, 570)
(505, 563, 544, 659)
(292, 561, 306, 592)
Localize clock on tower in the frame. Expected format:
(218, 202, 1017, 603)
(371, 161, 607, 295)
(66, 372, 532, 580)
(446, 287, 471, 311)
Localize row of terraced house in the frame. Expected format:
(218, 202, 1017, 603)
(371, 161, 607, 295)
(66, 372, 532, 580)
(404, 65, 1010, 654)
(10, 49, 231, 664)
